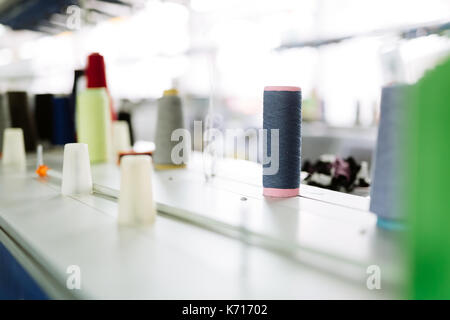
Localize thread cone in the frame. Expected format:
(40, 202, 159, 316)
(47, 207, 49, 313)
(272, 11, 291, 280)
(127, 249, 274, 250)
(2, 128, 26, 168)
(61, 143, 93, 196)
(118, 155, 156, 226)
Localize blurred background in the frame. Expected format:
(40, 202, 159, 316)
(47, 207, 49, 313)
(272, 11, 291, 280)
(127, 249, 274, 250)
(0, 0, 449, 166)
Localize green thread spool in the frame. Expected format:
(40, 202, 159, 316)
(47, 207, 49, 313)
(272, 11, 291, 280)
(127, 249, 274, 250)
(405, 57, 450, 299)
(76, 88, 112, 163)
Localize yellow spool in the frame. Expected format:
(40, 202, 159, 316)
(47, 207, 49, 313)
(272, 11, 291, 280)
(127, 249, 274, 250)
(163, 89, 178, 96)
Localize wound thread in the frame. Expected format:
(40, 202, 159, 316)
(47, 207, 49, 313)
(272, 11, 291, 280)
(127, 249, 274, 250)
(70, 69, 85, 141)
(76, 88, 112, 163)
(153, 90, 185, 168)
(86, 53, 108, 89)
(85, 53, 116, 120)
(263, 86, 302, 198)
(370, 84, 410, 224)
(0, 94, 11, 152)
(7, 91, 37, 152)
(52, 96, 76, 145)
(118, 111, 135, 145)
(34, 94, 54, 143)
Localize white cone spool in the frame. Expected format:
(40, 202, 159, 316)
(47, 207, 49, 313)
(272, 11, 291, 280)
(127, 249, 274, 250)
(61, 143, 93, 196)
(118, 155, 156, 226)
(112, 120, 131, 155)
(2, 128, 26, 167)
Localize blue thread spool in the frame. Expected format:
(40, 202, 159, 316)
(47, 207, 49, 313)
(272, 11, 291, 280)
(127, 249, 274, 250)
(52, 96, 76, 145)
(370, 84, 410, 228)
(263, 86, 302, 198)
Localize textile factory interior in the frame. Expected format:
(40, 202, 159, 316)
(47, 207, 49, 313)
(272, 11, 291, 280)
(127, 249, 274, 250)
(0, 0, 449, 301)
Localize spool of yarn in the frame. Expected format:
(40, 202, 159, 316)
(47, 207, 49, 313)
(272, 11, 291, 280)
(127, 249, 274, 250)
(118, 110, 135, 145)
(86, 53, 107, 89)
(71, 69, 85, 97)
(69, 70, 84, 140)
(34, 94, 54, 142)
(263, 86, 302, 198)
(7, 91, 37, 152)
(85, 53, 116, 120)
(118, 155, 156, 226)
(70, 70, 85, 142)
(153, 89, 186, 170)
(406, 58, 450, 299)
(76, 88, 112, 163)
(52, 96, 76, 145)
(0, 94, 11, 153)
(370, 84, 410, 228)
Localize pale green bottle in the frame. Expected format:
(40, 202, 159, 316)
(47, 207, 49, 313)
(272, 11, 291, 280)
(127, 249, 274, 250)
(76, 88, 112, 163)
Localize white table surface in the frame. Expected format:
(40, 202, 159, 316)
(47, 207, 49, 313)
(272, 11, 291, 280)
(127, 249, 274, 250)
(0, 150, 404, 299)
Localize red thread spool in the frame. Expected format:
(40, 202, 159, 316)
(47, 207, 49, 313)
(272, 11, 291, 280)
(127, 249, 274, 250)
(85, 53, 117, 120)
(86, 53, 107, 88)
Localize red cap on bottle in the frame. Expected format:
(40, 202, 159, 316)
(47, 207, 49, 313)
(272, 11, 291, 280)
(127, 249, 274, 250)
(86, 53, 108, 88)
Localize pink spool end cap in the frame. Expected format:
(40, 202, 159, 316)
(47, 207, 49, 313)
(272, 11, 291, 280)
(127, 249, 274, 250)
(263, 188, 299, 198)
(264, 86, 301, 92)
